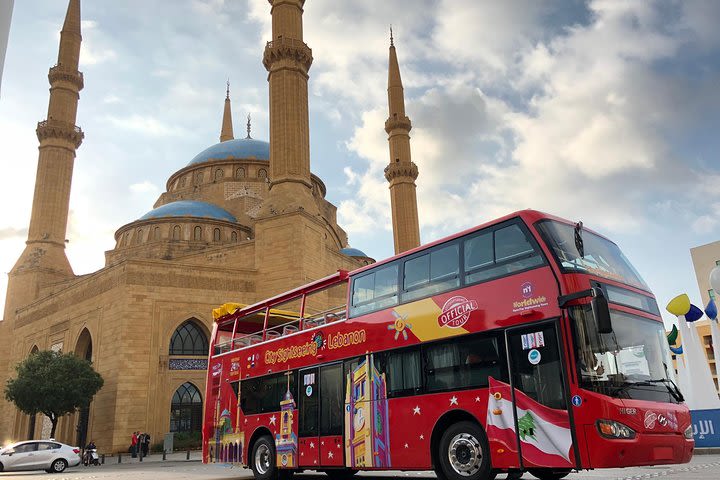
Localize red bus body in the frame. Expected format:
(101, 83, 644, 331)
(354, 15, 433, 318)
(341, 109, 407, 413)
(202, 210, 693, 477)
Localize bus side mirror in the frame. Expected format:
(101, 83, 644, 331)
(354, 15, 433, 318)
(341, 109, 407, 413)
(592, 288, 612, 334)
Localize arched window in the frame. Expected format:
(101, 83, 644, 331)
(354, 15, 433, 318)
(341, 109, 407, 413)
(213, 228, 221, 242)
(258, 168, 267, 179)
(231, 231, 238, 242)
(154, 226, 161, 240)
(194, 226, 202, 241)
(235, 167, 245, 178)
(170, 321, 208, 355)
(195, 172, 203, 185)
(135, 229, 143, 244)
(215, 169, 224, 180)
(172, 225, 181, 240)
(180, 177, 186, 187)
(170, 382, 203, 433)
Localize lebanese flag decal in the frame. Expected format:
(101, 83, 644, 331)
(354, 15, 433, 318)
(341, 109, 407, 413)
(486, 377, 573, 468)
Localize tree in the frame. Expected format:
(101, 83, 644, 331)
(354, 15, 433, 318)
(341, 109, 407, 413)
(5, 350, 103, 438)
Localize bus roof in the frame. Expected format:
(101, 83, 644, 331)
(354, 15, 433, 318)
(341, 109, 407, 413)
(348, 208, 611, 277)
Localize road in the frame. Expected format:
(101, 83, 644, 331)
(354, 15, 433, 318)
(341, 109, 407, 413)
(0, 455, 718, 480)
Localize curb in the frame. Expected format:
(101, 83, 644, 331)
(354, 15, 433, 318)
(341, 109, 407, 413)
(694, 447, 720, 455)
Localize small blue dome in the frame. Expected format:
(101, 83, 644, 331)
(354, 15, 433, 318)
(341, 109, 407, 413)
(341, 247, 369, 258)
(188, 138, 269, 166)
(139, 201, 237, 222)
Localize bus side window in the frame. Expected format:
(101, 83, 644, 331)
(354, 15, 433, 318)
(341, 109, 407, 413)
(465, 223, 544, 284)
(382, 348, 421, 397)
(424, 334, 507, 392)
(350, 263, 399, 316)
(403, 244, 459, 303)
(240, 377, 261, 415)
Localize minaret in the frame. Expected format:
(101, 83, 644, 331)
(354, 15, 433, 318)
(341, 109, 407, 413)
(220, 81, 234, 142)
(384, 29, 420, 254)
(4, 0, 84, 317)
(261, 0, 317, 215)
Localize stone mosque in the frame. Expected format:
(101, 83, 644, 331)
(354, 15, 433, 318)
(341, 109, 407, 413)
(0, 0, 420, 452)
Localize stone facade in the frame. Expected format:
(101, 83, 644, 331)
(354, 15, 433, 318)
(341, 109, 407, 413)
(0, 0, 383, 453)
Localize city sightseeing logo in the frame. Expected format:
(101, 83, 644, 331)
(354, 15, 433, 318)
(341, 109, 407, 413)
(438, 295, 478, 328)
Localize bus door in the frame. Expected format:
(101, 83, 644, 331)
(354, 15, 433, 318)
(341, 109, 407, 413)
(298, 365, 345, 468)
(505, 321, 578, 470)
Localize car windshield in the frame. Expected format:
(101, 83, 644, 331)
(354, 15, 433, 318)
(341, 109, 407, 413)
(535, 220, 649, 291)
(570, 305, 680, 403)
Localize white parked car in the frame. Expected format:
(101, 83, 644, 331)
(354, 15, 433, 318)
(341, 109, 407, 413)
(0, 439, 81, 473)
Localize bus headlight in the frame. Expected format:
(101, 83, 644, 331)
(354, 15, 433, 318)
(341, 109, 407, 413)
(684, 426, 694, 439)
(597, 419, 636, 439)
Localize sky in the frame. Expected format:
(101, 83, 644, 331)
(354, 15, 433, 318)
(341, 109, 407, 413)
(0, 0, 719, 326)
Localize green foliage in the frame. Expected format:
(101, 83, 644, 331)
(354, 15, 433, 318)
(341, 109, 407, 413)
(173, 431, 202, 450)
(4, 350, 103, 437)
(151, 441, 164, 453)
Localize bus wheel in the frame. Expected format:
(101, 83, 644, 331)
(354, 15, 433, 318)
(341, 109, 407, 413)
(436, 421, 494, 480)
(528, 469, 571, 480)
(251, 435, 277, 480)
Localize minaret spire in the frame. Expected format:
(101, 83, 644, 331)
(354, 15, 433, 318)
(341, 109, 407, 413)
(260, 0, 317, 215)
(384, 32, 420, 254)
(246, 113, 252, 139)
(4, 0, 84, 313)
(220, 80, 234, 142)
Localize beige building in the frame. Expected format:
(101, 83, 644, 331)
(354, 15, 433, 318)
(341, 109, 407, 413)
(0, 0, 419, 452)
(671, 241, 720, 394)
(690, 240, 720, 393)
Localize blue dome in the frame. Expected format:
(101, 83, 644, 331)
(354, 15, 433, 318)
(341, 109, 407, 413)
(188, 138, 269, 166)
(139, 201, 237, 222)
(341, 247, 369, 258)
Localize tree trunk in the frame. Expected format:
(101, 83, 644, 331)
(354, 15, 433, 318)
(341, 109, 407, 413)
(49, 414, 58, 438)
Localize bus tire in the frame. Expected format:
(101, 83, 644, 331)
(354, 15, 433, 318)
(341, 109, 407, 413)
(528, 469, 570, 480)
(436, 421, 494, 480)
(250, 435, 277, 480)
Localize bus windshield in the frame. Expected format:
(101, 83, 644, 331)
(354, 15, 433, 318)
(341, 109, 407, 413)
(536, 220, 649, 291)
(570, 305, 680, 404)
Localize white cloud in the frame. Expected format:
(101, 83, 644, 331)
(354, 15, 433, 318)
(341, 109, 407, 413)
(105, 114, 187, 137)
(129, 181, 160, 194)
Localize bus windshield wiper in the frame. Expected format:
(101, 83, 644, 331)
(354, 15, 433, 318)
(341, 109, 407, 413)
(645, 378, 684, 403)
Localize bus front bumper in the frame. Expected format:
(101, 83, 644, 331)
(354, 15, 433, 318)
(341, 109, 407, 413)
(583, 425, 694, 468)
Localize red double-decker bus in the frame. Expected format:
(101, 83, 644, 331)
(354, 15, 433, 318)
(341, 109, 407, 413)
(203, 210, 693, 480)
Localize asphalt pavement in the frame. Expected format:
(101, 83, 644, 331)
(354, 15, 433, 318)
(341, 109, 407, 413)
(0, 452, 718, 480)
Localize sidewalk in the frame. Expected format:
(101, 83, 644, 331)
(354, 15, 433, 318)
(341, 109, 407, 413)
(99, 450, 203, 464)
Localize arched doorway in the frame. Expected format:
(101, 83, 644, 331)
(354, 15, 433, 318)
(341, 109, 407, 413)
(169, 382, 203, 433)
(27, 346, 39, 439)
(74, 329, 93, 447)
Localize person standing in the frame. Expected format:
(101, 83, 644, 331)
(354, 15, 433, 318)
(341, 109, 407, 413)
(131, 431, 138, 458)
(142, 432, 151, 457)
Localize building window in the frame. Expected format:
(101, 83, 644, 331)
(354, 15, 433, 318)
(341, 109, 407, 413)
(213, 228, 221, 242)
(195, 172, 203, 185)
(170, 321, 208, 355)
(135, 229, 143, 244)
(170, 382, 203, 433)
(235, 167, 245, 178)
(194, 226, 202, 241)
(215, 169, 224, 180)
(154, 227, 161, 240)
(180, 177, 186, 187)
(172, 225, 181, 240)
(258, 168, 267, 179)
(231, 231, 238, 242)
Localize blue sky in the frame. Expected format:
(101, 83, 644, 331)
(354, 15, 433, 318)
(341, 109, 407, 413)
(0, 0, 719, 325)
